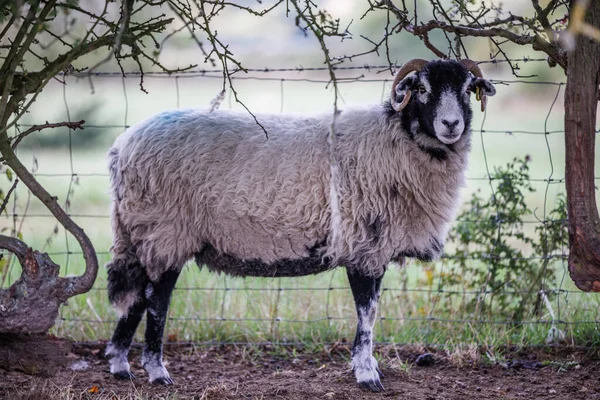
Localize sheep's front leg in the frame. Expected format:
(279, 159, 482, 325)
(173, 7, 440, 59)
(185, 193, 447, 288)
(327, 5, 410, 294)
(106, 298, 146, 380)
(347, 268, 384, 392)
(142, 268, 180, 385)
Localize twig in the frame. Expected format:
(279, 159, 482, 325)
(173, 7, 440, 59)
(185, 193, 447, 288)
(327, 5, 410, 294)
(0, 178, 18, 216)
(378, 0, 568, 70)
(10, 120, 85, 150)
(0, 11, 17, 42)
(407, 20, 567, 69)
(532, 0, 553, 35)
(166, 1, 212, 65)
(2, 18, 173, 136)
(422, 32, 448, 58)
(431, 0, 469, 58)
(84, 0, 134, 76)
(191, 0, 268, 137)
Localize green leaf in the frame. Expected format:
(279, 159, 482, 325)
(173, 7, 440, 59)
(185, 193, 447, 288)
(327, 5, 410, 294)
(6, 169, 12, 181)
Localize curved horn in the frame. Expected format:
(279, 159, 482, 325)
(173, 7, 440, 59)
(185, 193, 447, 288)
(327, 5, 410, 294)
(459, 58, 483, 78)
(460, 59, 487, 112)
(390, 59, 429, 112)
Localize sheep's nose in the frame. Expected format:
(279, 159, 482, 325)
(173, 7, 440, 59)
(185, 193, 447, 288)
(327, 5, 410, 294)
(442, 119, 460, 129)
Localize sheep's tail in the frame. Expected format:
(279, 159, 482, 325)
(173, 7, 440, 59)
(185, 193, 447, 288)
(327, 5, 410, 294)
(106, 146, 147, 316)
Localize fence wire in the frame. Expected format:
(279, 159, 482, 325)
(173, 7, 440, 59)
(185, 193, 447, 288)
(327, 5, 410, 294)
(3, 58, 600, 347)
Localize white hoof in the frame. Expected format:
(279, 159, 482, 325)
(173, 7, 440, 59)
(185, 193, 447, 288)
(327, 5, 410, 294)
(353, 355, 384, 391)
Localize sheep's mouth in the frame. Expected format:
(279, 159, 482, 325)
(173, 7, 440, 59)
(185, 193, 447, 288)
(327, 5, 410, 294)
(438, 133, 461, 144)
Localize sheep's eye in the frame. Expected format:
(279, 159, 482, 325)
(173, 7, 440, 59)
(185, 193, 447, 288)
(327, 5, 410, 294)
(418, 85, 427, 94)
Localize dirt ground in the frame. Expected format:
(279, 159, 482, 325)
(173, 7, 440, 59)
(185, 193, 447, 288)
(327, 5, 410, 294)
(1, 343, 600, 399)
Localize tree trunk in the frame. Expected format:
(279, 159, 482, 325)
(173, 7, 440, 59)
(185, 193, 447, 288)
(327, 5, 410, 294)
(0, 237, 73, 333)
(0, 333, 72, 376)
(565, 1, 600, 292)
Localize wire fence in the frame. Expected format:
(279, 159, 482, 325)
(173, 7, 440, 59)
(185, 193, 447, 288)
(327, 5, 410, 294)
(3, 58, 600, 347)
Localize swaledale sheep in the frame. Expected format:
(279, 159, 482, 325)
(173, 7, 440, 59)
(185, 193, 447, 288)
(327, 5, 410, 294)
(105, 59, 496, 391)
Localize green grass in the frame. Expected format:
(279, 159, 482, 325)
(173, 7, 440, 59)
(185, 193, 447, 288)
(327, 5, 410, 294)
(30, 260, 600, 348)
(2, 76, 600, 350)
(3, 215, 600, 348)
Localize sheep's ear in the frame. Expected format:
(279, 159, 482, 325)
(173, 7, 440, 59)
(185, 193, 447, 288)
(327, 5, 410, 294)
(471, 78, 496, 97)
(395, 75, 417, 101)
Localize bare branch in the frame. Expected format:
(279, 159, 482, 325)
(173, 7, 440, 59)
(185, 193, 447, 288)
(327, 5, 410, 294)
(431, 0, 469, 58)
(290, 0, 345, 112)
(0, 10, 17, 42)
(0, 141, 98, 297)
(422, 32, 448, 59)
(84, 0, 134, 75)
(166, 1, 212, 65)
(10, 120, 85, 151)
(12, 1, 58, 74)
(0, 4, 40, 126)
(404, 20, 567, 70)
(2, 18, 173, 134)
(376, 0, 568, 70)
(77, 0, 112, 50)
(532, 0, 553, 34)
(0, 178, 18, 216)
(188, 0, 268, 136)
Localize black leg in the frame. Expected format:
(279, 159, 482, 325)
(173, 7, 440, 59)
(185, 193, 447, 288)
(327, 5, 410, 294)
(106, 295, 146, 380)
(142, 268, 180, 385)
(347, 268, 385, 392)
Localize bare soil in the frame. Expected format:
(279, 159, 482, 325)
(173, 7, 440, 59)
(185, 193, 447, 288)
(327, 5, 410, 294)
(1, 343, 600, 399)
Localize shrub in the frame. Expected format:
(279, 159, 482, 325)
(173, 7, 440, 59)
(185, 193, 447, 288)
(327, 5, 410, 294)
(433, 157, 568, 322)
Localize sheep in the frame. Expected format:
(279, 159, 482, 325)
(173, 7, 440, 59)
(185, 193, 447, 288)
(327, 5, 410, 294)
(104, 59, 496, 391)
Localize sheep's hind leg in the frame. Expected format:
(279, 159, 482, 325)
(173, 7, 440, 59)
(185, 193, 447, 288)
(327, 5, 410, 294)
(347, 268, 385, 392)
(142, 268, 181, 385)
(106, 298, 147, 380)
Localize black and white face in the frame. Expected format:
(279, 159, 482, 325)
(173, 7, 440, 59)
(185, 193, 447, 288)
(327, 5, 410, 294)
(395, 60, 496, 145)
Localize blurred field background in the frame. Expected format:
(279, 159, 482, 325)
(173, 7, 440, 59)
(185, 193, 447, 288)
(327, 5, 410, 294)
(2, 0, 600, 350)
